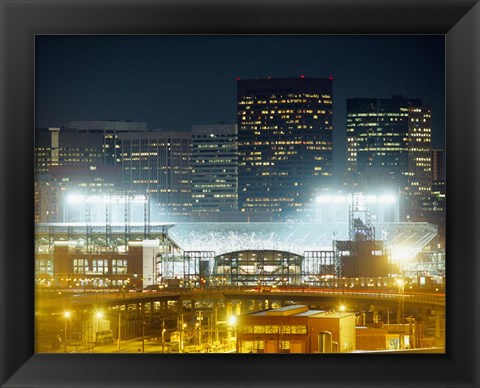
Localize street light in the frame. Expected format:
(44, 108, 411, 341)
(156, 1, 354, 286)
(228, 316, 237, 350)
(396, 278, 405, 349)
(228, 316, 237, 326)
(95, 311, 104, 343)
(63, 311, 71, 352)
(162, 328, 166, 353)
(339, 304, 346, 313)
(95, 311, 104, 325)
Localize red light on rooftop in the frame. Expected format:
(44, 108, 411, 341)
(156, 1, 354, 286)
(329, 75, 333, 80)
(300, 74, 305, 79)
(236, 77, 240, 81)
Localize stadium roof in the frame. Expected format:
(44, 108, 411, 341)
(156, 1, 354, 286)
(168, 222, 437, 257)
(35, 221, 438, 260)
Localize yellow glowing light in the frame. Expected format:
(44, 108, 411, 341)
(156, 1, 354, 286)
(390, 246, 418, 263)
(228, 316, 237, 326)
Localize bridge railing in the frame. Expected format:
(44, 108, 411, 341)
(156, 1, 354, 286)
(221, 286, 445, 304)
(36, 285, 445, 311)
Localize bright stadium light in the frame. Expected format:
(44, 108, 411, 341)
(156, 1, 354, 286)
(316, 195, 332, 204)
(390, 246, 417, 263)
(66, 194, 86, 204)
(316, 195, 347, 204)
(379, 194, 396, 204)
(66, 193, 148, 205)
(332, 196, 346, 204)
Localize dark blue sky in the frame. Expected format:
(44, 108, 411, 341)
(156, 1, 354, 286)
(36, 35, 445, 174)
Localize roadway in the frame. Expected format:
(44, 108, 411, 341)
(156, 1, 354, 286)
(36, 285, 445, 311)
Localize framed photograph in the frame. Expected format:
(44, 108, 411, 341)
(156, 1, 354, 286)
(1, 1, 479, 387)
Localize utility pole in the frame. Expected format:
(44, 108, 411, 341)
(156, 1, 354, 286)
(117, 311, 121, 351)
(196, 311, 204, 351)
(162, 318, 166, 353)
(214, 306, 218, 344)
(179, 314, 185, 353)
(141, 304, 145, 353)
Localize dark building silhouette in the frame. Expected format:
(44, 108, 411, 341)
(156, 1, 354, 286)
(346, 96, 424, 193)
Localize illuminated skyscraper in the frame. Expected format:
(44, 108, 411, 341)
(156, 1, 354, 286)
(406, 106, 432, 198)
(191, 124, 238, 215)
(237, 77, 333, 219)
(67, 120, 148, 166)
(431, 149, 445, 183)
(119, 131, 191, 220)
(35, 127, 104, 175)
(346, 96, 423, 193)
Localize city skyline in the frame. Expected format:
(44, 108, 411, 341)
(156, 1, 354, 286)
(34, 36, 446, 354)
(35, 35, 445, 176)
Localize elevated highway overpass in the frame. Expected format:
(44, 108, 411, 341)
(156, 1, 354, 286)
(36, 286, 445, 312)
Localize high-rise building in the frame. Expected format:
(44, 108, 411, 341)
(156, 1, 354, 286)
(191, 124, 238, 215)
(420, 148, 445, 239)
(66, 120, 148, 166)
(346, 96, 423, 194)
(406, 106, 432, 198)
(35, 127, 104, 175)
(119, 131, 191, 220)
(431, 149, 445, 183)
(346, 96, 436, 221)
(237, 77, 333, 220)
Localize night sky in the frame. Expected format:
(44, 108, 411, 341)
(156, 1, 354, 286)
(36, 35, 445, 175)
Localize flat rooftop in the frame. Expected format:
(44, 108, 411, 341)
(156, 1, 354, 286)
(246, 305, 354, 319)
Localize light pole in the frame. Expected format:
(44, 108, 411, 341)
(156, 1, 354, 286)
(95, 311, 103, 332)
(117, 311, 121, 351)
(141, 304, 145, 353)
(162, 328, 166, 353)
(195, 322, 200, 351)
(396, 278, 405, 349)
(228, 315, 237, 351)
(95, 311, 103, 346)
(64, 311, 71, 352)
(196, 311, 204, 351)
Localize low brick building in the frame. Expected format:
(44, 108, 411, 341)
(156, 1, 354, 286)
(236, 305, 356, 353)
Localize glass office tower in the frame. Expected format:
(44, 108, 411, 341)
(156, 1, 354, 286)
(237, 77, 333, 220)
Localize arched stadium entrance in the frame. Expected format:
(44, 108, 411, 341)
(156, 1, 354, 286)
(214, 250, 303, 287)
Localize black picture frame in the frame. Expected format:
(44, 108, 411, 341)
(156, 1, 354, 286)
(1, 1, 479, 387)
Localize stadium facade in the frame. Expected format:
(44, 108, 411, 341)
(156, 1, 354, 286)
(35, 220, 440, 290)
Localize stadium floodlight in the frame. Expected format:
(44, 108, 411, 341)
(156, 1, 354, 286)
(379, 194, 396, 204)
(332, 196, 346, 204)
(316, 195, 332, 204)
(66, 193, 148, 205)
(390, 246, 417, 263)
(316, 193, 396, 205)
(315, 195, 347, 204)
(66, 194, 86, 204)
